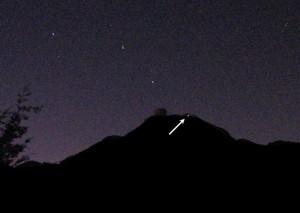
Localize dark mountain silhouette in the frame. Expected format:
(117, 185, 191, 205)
(4, 113, 300, 178)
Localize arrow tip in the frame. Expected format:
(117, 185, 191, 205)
(180, 119, 185, 124)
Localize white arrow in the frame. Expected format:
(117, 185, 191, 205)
(169, 119, 185, 135)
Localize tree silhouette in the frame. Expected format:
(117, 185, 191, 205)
(0, 86, 42, 167)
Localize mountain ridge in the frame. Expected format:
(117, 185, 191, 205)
(6, 113, 300, 177)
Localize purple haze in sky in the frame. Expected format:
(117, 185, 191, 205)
(0, 0, 299, 162)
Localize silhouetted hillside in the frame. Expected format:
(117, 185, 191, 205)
(5, 113, 300, 177)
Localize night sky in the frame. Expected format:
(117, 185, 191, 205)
(1, 0, 299, 162)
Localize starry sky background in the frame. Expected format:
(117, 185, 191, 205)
(0, 0, 299, 162)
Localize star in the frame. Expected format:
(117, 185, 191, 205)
(151, 80, 155, 84)
(51, 32, 55, 37)
(281, 22, 289, 33)
(121, 44, 126, 50)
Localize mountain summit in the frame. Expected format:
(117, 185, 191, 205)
(8, 112, 300, 177)
(59, 113, 300, 173)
